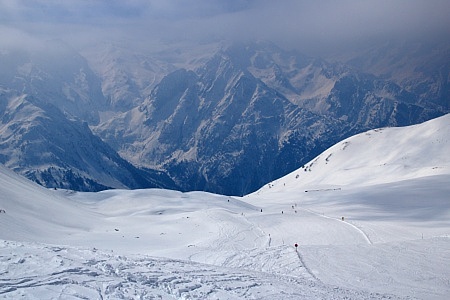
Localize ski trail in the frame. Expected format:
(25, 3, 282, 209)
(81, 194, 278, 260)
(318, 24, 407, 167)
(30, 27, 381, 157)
(302, 208, 373, 245)
(295, 249, 319, 281)
(343, 220, 373, 245)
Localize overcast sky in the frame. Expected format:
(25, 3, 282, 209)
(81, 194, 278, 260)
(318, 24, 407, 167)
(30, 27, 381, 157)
(1, 0, 449, 54)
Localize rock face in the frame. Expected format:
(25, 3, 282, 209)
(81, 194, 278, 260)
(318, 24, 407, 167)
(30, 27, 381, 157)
(0, 40, 448, 195)
(0, 90, 176, 191)
(94, 42, 446, 195)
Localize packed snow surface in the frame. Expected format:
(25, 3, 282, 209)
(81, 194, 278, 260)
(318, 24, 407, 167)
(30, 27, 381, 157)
(1, 114, 449, 299)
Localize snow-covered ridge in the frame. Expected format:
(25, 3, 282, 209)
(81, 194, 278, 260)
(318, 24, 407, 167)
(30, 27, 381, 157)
(0, 115, 449, 299)
(257, 113, 450, 193)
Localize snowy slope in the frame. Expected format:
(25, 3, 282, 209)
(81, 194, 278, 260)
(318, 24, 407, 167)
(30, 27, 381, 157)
(0, 168, 393, 299)
(0, 164, 96, 243)
(255, 113, 450, 190)
(1, 115, 449, 299)
(245, 114, 450, 298)
(248, 114, 450, 245)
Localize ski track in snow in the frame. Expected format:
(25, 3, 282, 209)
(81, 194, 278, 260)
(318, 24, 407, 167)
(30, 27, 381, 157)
(295, 249, 320, 282)
(302, 207, 373, 245)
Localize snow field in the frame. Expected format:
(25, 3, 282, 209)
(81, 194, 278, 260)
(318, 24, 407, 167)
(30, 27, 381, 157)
(1, 240, 402, 300)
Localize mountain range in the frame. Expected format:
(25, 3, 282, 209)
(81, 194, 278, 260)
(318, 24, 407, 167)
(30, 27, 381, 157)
(0, 39, 448, 194)
(0, 88, 177, 191)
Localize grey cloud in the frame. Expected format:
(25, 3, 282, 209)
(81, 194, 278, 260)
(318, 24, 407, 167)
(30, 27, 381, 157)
(0, 0, 449, 54)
